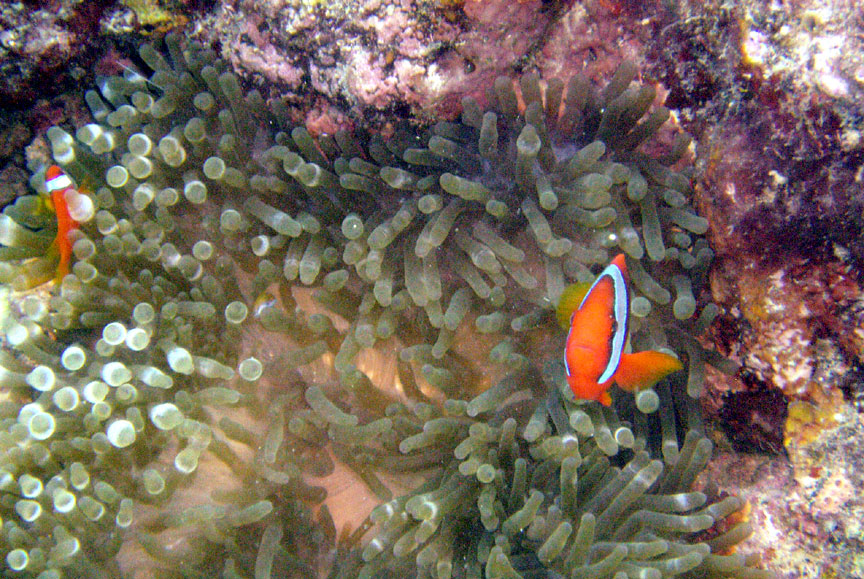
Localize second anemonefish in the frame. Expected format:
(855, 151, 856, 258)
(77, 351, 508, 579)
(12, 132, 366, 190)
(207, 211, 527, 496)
(557, 254, 683, 406)
(44, 165, 80, 283)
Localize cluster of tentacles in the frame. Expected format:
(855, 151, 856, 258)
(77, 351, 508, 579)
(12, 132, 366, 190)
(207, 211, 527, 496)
(0, 33, 768, 578)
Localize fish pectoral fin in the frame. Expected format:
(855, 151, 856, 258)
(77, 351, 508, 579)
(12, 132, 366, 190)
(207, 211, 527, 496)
(599, 390, 612, 406)
(614, 350, 684, 392)
(555, 281, 592, 328)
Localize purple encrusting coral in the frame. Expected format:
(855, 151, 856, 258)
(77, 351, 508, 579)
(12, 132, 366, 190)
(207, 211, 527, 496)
(202, 0, 566, 130)
(0, 0, 863, 577)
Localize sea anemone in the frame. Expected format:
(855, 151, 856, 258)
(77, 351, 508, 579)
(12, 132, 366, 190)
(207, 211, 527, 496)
(0, 33, 767, 577)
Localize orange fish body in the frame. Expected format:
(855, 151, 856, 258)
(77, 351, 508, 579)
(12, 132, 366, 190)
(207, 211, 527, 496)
(44, 165, 79, 282)
(561, 254, 683, 406)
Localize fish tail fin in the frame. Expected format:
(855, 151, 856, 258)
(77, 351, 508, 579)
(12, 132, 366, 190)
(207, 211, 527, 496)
(44, 237, 68, 284)
(614, 350, 684, 392)
(54, 257, 70, 284)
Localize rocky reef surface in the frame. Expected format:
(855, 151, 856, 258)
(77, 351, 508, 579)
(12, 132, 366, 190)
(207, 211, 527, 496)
(0, 0, 862, 577)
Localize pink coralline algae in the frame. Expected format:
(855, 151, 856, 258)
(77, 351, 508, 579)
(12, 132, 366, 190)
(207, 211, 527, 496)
(709, 258, 860, 403)
(209, 0, 561, 122)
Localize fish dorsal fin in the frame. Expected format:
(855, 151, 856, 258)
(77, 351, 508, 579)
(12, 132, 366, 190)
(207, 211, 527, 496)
(555, 281, 592, 328)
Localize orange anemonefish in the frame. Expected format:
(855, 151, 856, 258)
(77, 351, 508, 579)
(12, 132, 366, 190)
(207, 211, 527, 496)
(44, 165, 80, 282)
(558, 253, 683, 406)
